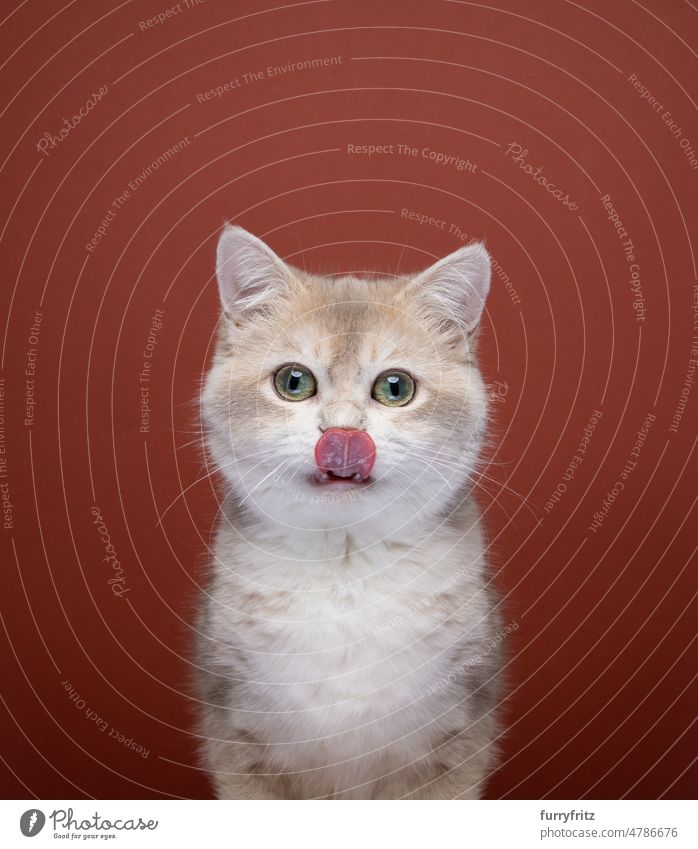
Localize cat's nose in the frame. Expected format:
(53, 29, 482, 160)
(319, 399, 364, 432)
(315, 428, 376, 481)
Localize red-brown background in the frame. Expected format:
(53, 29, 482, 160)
(0, 0, 696, 799)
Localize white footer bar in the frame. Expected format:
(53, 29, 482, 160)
(2, 799, 696, 848)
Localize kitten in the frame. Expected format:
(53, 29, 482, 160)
(196, 225, 503, 799)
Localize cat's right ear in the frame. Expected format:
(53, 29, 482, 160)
(215, 225, 290, 322)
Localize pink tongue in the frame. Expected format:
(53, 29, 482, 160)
(315, 429, 376, 480)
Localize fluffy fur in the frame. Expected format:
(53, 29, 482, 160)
(196, 226, 503, 799)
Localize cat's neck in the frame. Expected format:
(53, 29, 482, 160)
(219, 493, 481, 562)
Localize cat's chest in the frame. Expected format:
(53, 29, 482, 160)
(213, 547, 483, 706)
(208, 537, 489, 772)
(228, 581, 459, 741)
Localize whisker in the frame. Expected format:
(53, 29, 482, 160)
(176, 436, 205, 450)
(473, 470, 541, 519)
(406, 451, 540, 521)
(469, 479, 524, 533)
(155, 452, 273, 525)
(237, 457, 295, 508)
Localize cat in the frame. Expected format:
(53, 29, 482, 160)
(196, 225, 503, 799)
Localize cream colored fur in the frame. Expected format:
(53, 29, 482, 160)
(196, 226, 503, 799)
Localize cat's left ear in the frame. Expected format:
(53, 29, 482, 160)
(410, 242, 491, 338)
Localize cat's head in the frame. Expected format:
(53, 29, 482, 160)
(203, 225, 491, 538)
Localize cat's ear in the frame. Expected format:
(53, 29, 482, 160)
(410, 242, 491, 339)
(215, 225, 290, 321)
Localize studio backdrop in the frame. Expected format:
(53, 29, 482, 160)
(0, 0, 696, 799)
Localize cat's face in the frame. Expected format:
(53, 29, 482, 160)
(203, 226, 491, 537)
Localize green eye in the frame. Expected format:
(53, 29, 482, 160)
(372, 370, 415, 407)
(274, 364, 316, 401)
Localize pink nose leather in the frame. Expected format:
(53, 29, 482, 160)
(315, 428, 376, 481)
